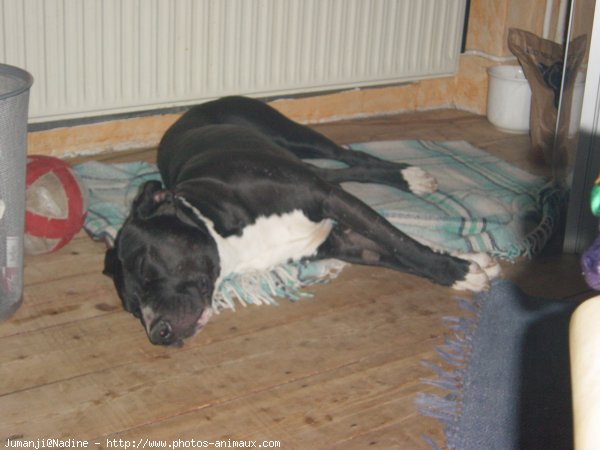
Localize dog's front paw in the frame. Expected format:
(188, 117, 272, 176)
(451, 253, 501, 292)
(401, 166, 438, 196)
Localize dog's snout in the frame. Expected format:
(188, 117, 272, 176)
(149, 319, 174, 345)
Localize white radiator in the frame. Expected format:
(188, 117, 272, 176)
(0, 0, 466, 124)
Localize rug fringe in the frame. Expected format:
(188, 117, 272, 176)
(420, 434, 445, 450)
(416, 392, 459, 423)
(416, 291, 485, 449)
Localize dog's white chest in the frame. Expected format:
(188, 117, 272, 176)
(216, 210, 333, 277)
(179, 198, 333, 279)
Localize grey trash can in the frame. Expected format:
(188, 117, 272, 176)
(0, 63, 33, 320)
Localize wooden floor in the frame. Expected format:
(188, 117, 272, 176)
(1, 109, 590, 449)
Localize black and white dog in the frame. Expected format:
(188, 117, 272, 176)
(104, 96, 499, 346)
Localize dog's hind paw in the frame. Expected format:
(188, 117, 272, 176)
(401, 166, 438, 195)
(452, 262, 490, 292)
(451, 253, 501, 292)
(457, 252, 502, 280)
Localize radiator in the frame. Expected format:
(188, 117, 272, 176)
(0, 0, 466, 124)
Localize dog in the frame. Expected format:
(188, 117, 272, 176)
(104, 96, 500, 346)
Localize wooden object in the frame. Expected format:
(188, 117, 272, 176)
(570, 296, 600, 450)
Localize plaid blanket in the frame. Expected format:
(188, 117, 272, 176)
(74, 140, 563, 312)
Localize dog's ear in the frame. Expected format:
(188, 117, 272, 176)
(104, 240, 141, 318)
(103, 246, 120, 279)
(132, 180, 175, 219)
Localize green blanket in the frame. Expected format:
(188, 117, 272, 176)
(74, 140, 563, 312)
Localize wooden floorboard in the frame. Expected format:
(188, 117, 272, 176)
(1, 109, 590, 449)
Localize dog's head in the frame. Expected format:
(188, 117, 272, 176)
(104, 180, 220, 346)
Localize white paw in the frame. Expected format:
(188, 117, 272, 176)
(451, 253, 501, 292)
(456, 252, 502, 280)
(401, 166, 438, 195)
(452, 262, 490, 292)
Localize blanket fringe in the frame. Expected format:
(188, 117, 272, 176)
(514, 182, 567, 259)
(211, 259, 347, 313)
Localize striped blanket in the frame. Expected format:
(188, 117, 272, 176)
(74, 140, 563, 312)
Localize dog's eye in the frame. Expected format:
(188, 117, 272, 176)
(175, 276, 211, 298)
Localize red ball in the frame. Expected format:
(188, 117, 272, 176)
(25, 155, 88, 255)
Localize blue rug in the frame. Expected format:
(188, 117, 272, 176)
(417, 280, 586, 450)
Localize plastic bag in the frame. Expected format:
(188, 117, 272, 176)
(508, 28, 586, 168)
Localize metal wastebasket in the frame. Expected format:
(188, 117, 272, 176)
(0, 63, 33, 320)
